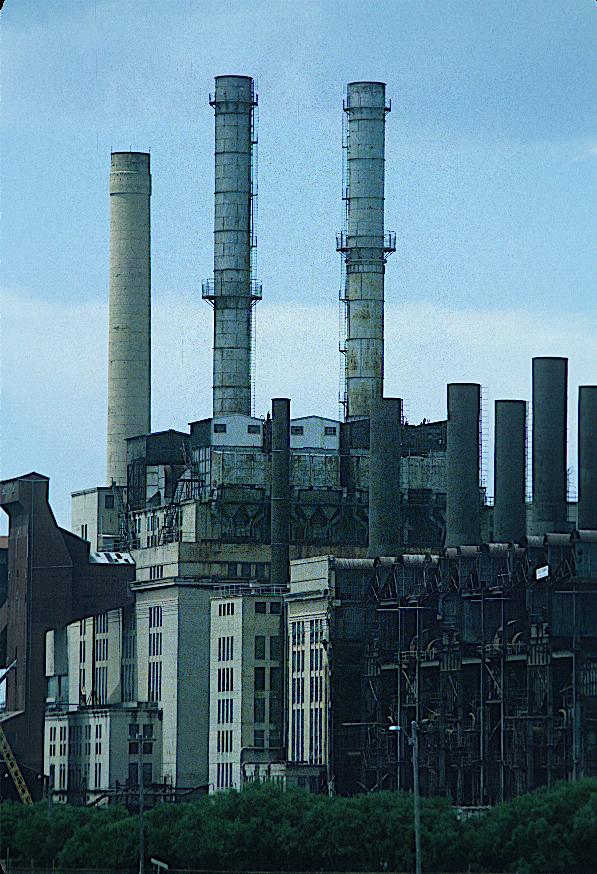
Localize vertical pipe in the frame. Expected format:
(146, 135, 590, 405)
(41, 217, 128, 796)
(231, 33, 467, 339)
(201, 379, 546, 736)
(368, 397, 402, 556)
(494, 400, 527, 542)
(271, 398, 290, 586)
(339, 82, 395, 421)
(205, 75, 260, 416)
(106, 152, 151, 486)
(531, 357, 568, 534)
(446, 383, 481, 547)
(578, 386, 597, 530)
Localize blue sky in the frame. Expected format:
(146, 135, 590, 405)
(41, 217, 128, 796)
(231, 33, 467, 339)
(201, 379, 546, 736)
(1, 0, 596, 530)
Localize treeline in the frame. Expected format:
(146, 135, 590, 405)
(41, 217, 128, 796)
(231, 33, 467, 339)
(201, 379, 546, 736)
(0, 779, 596, 873)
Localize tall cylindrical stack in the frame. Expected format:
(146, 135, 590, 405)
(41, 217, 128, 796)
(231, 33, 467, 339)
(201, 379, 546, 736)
(446, 383, 481, 547)
(106, 152, 151, 486)
(493, 400, 527, 543)
(271, 398, 291, 586)
(339, 82, 395, 421)
(531, 357, 568, 534)
(578, 385, 597, 531)
(368, 397, 402, 556)
(205, 75, 260, 416)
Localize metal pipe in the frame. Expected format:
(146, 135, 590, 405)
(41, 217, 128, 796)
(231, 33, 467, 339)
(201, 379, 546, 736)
(271, 398, 290, 586)
(338, 82, 395, 420)
(531, 357, 568, 534)
(578, 386, 597, 530)
(493, 400, 527, 542)
(411, 720, 422, 874)
(446, 383, 481, 547)
(106, 152, 151, 486)
(205, 75, 260, 415)
(368, 397, 402, 556)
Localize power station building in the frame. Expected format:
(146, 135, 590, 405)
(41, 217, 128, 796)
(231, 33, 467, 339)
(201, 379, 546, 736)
(2, 75, 596, 807)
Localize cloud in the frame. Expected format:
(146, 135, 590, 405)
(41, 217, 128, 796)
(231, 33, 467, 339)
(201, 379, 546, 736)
(2, 287, 595, 532)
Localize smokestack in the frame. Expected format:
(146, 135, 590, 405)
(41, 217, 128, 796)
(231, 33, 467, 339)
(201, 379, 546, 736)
(368, 397, 402, 556)
(531, 357, 568, 534)
(271, 398, 291, 586)
(578, 385, 597, 530)
(106, 152, 151, 486)
(338, 82, 395, 421)
(204, 75, 260, 416)
(446, 383, 481, 547)
(493, 400, 527, 542)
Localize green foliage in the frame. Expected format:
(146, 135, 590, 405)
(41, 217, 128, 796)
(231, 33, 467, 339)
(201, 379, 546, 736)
(1, 779, 597, 872)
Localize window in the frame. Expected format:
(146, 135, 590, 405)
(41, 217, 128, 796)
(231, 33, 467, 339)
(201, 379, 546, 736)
(255, 667, 266, 691)
(218, 636, 234, 662)
(291, 426, 304, 435)
(247, 424, 261, 434)
(255, 601, 266, 614)
(269, 601, 281, 614)
(81, 524, 88, 541)
(213, 423, 227, 433)
(254, 698, 266, 723)
(255, 636, 265, 660)
(324, 426, 337, 436)
(241, 562, 252, 579)
(227, 563, 238, 578)
(104, 494, 115, 509)
(254, 729, 265, 748)
(270, 636, 281, 660)
(218, 601, 235, 616)
(270, 667, 281, 692)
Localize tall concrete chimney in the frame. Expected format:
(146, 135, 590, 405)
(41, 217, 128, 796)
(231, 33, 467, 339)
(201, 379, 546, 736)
(578, 385, 597, 530)
(446, 383, 481, 547)
(531, 357, 568, 534)
(368, 397, 402, 557)
(106, 152, 151, 486)
(204, 75, 260, 416)
(493, 400, 527, 543)
(271, 398, 291, 586)
(337, 82, 395, 421)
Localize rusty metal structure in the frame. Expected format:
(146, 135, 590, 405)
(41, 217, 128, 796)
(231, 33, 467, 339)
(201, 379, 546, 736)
(349, 533, 597, 804)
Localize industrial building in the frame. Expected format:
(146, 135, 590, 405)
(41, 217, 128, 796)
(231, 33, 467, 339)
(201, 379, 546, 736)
(1, 75, 595, 807)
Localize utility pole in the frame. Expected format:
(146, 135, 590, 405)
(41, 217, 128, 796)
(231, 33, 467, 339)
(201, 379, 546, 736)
(411, 720, 422, 874)
(137, 731, 145, 874)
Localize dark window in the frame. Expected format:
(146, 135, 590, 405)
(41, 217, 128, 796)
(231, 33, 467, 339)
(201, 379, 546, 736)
(227, 562, 238, 578)
(129, 741, 139, 755)
(291, 426, 304, 435)
(255, 601, 266, 614)
(255, 636, 265, 659)
(255, 667, 266, 691)
(254, 698, 266, 723)
(128, 763, 138, 787)
(324, 426, 337, 436)
(247, 424, 261, 434)
(213, 423, 227, 433)
(254, 729, 265, 748)
(104, 494, 115, 509)
(241, 562, 252, 578)
(255, 562, 266, 579)
(270, 666, 281, 692)
(269, 601, 281, 614)
(270, 636, 281, 660)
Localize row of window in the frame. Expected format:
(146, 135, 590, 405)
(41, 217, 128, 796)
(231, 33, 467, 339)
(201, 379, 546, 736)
(213, 423, 261, 435)
(148, 660, 162, 703)
(217, 729, 233, 753)
(217, 698, 234, 724)
(48, 723, 101, 760)
(218, 602, 235, 616)
(149, 564, 164, 580)
(255, 635, 281, 661)
(217, 667, 234, 692)
(149, 629, 162, 657)
(255, 666, 281, 692)
(216, 761, 234, 789)
(217, 635, 234, 662)
(290, 425, 337, 436)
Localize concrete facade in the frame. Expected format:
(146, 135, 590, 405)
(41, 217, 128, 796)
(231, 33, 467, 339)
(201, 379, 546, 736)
(209, 591, 284, 791)
(106, 152, 152, 486)
(71, 487, 120, 552)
